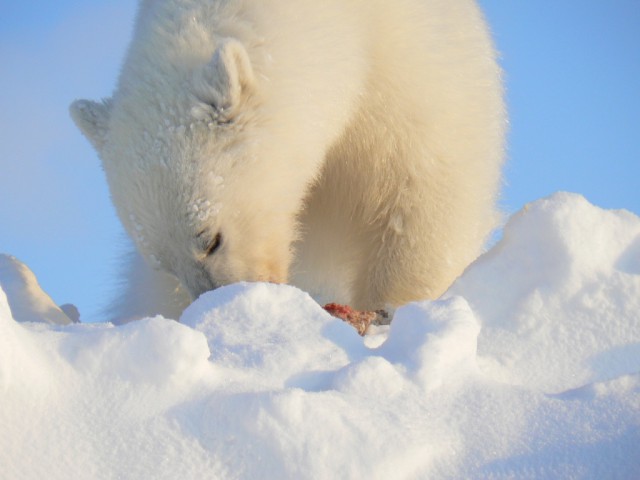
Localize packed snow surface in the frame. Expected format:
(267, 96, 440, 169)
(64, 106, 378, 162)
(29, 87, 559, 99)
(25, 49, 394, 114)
(1, 193, 639, 479)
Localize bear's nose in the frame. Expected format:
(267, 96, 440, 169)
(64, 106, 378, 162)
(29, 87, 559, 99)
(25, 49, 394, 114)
(180, 265, 218, 300)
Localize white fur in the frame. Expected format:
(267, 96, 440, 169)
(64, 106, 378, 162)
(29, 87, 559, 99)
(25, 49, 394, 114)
(0, 254, 75, 325)
(71, 0, 505, 321)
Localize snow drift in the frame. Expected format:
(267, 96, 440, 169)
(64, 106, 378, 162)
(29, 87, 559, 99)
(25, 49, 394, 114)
(1, 193, 639, 479)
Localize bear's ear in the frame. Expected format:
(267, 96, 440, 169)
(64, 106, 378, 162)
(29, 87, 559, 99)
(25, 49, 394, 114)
(192, 39, 255, 122)
(69, 98, 112, 151)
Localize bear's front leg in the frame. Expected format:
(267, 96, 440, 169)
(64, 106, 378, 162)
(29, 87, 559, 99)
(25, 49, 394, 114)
(350, 206, 452, 312)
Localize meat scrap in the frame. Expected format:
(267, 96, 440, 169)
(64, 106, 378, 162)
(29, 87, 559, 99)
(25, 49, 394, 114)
(323, 303, 389, 336)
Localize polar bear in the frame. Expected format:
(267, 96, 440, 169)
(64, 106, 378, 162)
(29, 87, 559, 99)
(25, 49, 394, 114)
(70, 0, 505, 321)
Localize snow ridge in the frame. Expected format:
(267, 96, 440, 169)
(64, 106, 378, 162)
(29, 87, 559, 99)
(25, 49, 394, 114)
(1, 193, 639, 479)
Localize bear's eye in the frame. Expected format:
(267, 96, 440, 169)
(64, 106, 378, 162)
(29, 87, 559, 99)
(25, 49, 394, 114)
(204, 232, 223, 257)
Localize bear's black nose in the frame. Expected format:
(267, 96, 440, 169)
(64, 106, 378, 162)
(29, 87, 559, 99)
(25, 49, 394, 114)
(180, 265, 219, 300)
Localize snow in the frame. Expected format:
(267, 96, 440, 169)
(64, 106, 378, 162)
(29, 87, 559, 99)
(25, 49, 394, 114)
(1, 192, 639, 479)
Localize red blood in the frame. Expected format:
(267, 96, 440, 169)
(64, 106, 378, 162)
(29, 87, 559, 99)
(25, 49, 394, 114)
(323, 303, 355, 319)
(323, 303, 377, 336)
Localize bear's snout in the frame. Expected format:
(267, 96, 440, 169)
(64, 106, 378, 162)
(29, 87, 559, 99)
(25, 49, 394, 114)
(179, 266, 219, 300)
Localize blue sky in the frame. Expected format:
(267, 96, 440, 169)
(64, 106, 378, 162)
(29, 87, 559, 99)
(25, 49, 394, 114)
(1, 1, 638, 321)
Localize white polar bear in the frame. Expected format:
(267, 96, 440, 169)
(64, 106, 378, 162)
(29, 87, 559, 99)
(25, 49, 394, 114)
(70, 0, 505, 321)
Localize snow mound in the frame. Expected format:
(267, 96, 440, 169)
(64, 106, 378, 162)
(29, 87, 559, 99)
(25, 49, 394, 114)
(449, 192, 640, 392)
(1, 193, 639, 479)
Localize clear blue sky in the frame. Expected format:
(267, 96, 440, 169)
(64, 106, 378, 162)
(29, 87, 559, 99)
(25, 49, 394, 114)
(1, 1, 639, 321)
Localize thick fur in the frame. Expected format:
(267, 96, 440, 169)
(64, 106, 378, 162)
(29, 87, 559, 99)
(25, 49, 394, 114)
(71, 0, 505, 321)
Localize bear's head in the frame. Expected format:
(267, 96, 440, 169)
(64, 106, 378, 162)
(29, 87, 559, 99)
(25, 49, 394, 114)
(70, 39, 297, 300)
